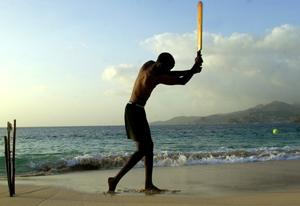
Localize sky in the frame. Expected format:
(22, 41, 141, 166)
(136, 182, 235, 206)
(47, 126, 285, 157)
(1, 0, 300, 127)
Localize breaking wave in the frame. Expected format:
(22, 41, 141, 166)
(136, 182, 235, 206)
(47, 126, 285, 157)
(21, 146, 300, 176)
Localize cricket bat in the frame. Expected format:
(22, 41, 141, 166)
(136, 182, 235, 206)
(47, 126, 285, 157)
(197, 1, 203, 56)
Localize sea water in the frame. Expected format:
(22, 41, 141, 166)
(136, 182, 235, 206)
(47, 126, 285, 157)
(0, 123, 300, 177)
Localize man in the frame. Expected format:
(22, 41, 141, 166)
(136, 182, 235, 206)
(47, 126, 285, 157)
(108, 52, 203, 192)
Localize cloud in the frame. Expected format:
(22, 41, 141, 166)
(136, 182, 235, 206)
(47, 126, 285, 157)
(102, 24, 300, 119)
(101, 64, 139, 95)
(143, 24, 300, 97)
(140, 32, 196, 69)
(141, 32, 195, 56)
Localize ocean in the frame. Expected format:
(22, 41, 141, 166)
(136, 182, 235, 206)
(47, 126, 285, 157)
(1, 123, 300, 177)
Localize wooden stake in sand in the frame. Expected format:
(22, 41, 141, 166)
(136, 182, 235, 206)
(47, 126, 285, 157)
(3, 120, 16, 197)
(12, 120, 16, 194)
(4, 135, 12, 197)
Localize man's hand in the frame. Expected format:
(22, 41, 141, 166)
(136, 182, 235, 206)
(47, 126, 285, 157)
(194, 54, 203, 73)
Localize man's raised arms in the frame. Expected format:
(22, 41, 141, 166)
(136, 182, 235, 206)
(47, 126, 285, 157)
(156, 54, 203, 86)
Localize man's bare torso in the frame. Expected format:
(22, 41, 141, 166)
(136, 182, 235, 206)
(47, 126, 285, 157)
(129, 61, 158, 106)
(129, 54, 202, 106)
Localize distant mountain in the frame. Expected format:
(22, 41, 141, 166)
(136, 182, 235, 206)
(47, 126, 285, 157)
(292, 103, 300, 109)
(150, 116, 200, 125)
(150, 101, 300, 125)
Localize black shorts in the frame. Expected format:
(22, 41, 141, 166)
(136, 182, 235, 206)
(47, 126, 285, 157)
(124, 103, 151, 142)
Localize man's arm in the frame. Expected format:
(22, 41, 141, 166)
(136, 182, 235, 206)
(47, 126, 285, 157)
(176, 63, 200, 85)
(168, 70, 190, 77)
(157, 55, 203, 86)
(156, 63, 200, 86)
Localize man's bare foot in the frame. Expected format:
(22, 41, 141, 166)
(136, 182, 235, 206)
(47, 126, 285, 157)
(140, 185, 162, 195)
(108, 177, 117, 191)
(145, 184, 161, 192)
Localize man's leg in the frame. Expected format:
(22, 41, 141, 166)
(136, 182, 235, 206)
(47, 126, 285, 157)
(144, 140, 161, 191)
(108, 141, 146, 191)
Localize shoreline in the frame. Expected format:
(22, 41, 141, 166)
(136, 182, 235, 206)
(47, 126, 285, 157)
(1, 160, 300, 205)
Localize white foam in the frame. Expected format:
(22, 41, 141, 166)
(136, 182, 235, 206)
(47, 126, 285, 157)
(25, 146, 300, 175)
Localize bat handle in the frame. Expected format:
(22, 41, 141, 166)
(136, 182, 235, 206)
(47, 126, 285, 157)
(197, 50, 201, 57)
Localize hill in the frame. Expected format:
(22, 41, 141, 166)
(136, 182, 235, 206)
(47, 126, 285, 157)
(150, 101, 300, 125)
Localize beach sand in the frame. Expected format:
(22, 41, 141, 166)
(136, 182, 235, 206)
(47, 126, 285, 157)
(1, 160, 300, 205)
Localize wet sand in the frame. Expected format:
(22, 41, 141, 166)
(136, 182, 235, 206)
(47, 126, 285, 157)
(1, 160, 300, 205)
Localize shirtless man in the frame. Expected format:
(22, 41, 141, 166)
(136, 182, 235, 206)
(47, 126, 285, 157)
(108, 52, 203, 192)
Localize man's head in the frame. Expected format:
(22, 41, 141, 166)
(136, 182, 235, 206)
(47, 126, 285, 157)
(156, 52, 175, 73)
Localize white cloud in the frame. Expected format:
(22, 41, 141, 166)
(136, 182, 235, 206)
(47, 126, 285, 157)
(141, 32, 195, 56)
(101, 64, 139, 95)
(101, 24, 300, 121)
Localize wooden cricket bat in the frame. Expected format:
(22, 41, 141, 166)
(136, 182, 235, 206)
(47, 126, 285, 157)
(197, 1, 203, 56)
